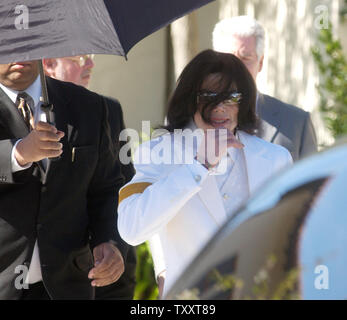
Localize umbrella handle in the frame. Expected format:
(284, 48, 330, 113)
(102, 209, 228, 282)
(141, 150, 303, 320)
(39, 61, 60, 161)
(39, 60, 50, 105)
(40, 102, 54, 125)
(41, 102, 61, 161)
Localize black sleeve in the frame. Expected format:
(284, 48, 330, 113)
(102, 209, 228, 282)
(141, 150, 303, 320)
(0, 139, 16, 184)
(103, 96, 135, 183)
(87, 96, 128, 259)
(0, 138, 34, 184)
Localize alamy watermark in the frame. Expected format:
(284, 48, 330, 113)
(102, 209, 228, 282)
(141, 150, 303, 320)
(119, 121, 229, 173)
(13, 4, 330, 31)
(314, 5, 329, 30)
(14, 5, 29, 30)
(314, 264, 329, 290)
(13, 262, 331, 293)
(14, 264, 29, 290)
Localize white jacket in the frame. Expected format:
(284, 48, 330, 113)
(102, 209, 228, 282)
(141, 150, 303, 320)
(118, 130, 293, 296)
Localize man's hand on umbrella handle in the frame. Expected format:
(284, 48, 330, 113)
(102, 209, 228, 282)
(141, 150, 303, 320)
(15, 121, 64, 166)
(88, 242, 125, 287)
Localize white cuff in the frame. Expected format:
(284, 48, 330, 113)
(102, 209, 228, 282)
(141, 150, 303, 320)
(156, 270, 166, 283)
(11, 140, 33, 172)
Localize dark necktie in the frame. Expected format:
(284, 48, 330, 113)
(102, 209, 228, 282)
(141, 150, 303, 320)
(16, 92, 47, 175)
(16, 92, 34, 130)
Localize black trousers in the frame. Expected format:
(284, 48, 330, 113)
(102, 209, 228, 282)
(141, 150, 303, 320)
(21, 281, 51, 300)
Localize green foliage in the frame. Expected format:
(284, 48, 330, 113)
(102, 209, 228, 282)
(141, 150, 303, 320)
(174, 254, 301, 300)
(311, 24, 347, 138)
(130, 128, 159, 300)
(134, 243, 158, 300)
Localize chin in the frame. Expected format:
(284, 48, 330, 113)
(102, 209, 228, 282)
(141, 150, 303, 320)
(79, 79, 89, 88)
(8, 75, 36, 91)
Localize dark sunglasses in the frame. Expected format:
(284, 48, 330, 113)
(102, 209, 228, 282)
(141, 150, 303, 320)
(197, 91, 242, 106)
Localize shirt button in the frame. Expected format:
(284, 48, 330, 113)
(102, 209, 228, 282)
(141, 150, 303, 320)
(223, 193, 229, 200)
(194, 175, 201, 182)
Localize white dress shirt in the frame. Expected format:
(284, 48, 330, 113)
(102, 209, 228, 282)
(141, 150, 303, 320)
(187, 120, 249, 209)
(216, 146, 250, 217)
(0, 76, 46, 284)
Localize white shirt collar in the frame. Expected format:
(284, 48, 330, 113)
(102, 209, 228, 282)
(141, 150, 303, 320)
(0, 75, 42, 107)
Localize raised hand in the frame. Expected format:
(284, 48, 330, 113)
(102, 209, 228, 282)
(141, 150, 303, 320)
(196, 127, 244, 169)
(15, 121, 64, 166)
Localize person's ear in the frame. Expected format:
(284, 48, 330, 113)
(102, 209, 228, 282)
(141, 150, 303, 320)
(258, 55, 264, 73)
(42, 58, 58, 77)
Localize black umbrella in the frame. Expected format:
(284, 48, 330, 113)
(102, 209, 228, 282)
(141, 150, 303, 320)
(0, 0, 214, 128)
(0, 0, 214, 62)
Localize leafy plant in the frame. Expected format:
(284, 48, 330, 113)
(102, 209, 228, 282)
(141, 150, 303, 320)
(134, 242, 159, 300)
(311, 23, 347, 138)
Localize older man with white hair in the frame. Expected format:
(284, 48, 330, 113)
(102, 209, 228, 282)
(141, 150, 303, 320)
(213, 16, 317, 161)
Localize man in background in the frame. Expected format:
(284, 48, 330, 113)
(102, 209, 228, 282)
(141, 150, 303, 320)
(43, 55, 94, 88)
(43, 55, 137, 300)
(213, 16, 317, 161)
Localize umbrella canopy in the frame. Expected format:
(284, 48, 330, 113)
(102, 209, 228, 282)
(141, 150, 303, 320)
(0, 0, 214, 64)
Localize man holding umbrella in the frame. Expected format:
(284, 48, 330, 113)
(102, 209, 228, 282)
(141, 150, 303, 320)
(43, 55, 137, 300)
(0, 60, 128, 299)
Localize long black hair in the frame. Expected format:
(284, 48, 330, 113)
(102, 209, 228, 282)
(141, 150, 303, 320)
(165, 49, 258, 134)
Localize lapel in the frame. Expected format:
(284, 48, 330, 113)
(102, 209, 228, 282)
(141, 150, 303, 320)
(197, 131, 272, 223)
(258, 118, 278, 142)
(198, 174, 228, 227)
(46, 77, 71, 134)
(172, 128, 228, 227)
(0, 86, 30, 138)
(41, 77, 71, 184)
(238, 131, 272, 195)
(257, 93, 280, 143)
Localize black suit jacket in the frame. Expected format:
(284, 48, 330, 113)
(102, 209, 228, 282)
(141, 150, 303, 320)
(0, 77, 128, 299)
(94, 97, 137, 300)
(257, 93, 317, 161)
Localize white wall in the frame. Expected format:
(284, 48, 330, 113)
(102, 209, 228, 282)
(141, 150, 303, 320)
(89, 28, 167, 133)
